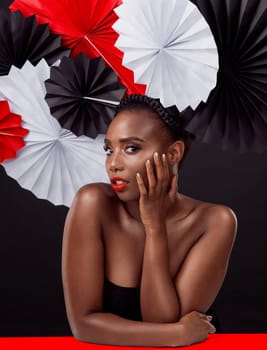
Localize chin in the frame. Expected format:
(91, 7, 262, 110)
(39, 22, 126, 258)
(114, 190, 139, 202)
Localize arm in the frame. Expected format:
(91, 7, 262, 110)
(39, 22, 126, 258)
(141, 223, 180, 322)
(137, 153, 181, 322)
(175, 205, 237, 316)
(62, 184, 215, 346)
(136, 154, 237, 323)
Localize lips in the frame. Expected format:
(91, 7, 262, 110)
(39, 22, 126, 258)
(110, 177, 129, 192)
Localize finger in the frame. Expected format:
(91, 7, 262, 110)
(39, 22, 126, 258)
(199, 313, 211, 322)
(136, 172, 147, 196)
(199, 313, 207, 320)
(199, 312, 213, 322)
(208, 323, 216, 334)
(162, 153, 170, 180)
(203, 320, 216, 334)
(199, 313, 213, 321)
(145, 159, 156, 196)
(153, 152, 165, 183)
(162, 153, 170, 187)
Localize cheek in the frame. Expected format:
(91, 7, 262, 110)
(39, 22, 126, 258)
(128, 153, 149, 172)
(129, 158, 151, 186)
(127, 160, 146, 179)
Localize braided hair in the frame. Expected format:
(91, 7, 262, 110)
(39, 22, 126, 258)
(115, 94, 195, 165)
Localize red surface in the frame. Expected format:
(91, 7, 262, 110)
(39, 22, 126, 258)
(0, 335, 267, 350)
(0, 100, 28, 163)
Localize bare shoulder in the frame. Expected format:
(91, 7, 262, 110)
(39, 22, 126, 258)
(180, 194, 238, 240)
(72, 182, 116, 208)
(65, 183, 117, 229)
(64, 183, 116, 241)
(201, 202, 237, 236)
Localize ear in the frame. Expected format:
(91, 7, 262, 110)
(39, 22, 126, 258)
(167, 140, 185, 166)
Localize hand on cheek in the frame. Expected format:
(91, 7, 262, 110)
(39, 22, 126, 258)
(136, 152, 177, 229)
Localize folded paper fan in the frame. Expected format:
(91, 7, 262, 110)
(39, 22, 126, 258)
(10, 0, 146, 95)
(45, 54, 126, 138)
(0, 60, 109, 207)
(0, 8, 70, 76)
(0, 100, 28, 162)
(183, 0, 267, 153)
(113, 0, 218, 110)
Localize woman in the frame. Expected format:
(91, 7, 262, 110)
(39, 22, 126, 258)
(62, 95, 237, 346)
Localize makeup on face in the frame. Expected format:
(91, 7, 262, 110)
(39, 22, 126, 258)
(110, 176, 129, 192)
(104, 110, 172, 199)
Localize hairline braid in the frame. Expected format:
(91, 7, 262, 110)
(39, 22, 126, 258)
(114, 94, 195, 166)
(115, 94, 188, 140)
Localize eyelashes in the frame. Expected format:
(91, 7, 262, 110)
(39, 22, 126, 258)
(103, 144, 112, 155)
(125, 145, 140, 153)
(103, 144, 141, 155)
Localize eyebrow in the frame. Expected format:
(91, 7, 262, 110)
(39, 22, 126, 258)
(104, 137, 145, 144)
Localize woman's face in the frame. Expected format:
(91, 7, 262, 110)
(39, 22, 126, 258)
(104, 109, 172, 201)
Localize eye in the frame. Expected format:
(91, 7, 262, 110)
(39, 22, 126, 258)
(103, 144, 112, 155)
(125, 145, 140, 153)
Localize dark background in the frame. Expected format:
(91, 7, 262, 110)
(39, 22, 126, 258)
(0, 0, 267, 336)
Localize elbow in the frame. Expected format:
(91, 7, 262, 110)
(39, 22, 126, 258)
(68, 315, 98, 344)
(71, 323, 101, 345)
(72, 329, 86, 343)
(69, 319, 88, 343)
(72, 331, 95, 344)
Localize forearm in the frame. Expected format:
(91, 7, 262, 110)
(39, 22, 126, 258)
(72, 312, 184, 347)
(140, 225, 180, 322)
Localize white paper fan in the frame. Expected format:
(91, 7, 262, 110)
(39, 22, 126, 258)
(0, 60, 109, 207)
(113, 0, 219, 110)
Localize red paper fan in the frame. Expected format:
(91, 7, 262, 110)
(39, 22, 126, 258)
(10, 0, 146, 95)
(0, 100, 29, 163)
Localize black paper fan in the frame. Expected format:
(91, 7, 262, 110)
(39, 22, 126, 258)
(44, 53, 126, 138)
(0, 8, 70, 76)
(183, 0, 267, 153)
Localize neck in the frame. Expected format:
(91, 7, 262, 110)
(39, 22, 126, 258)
(122, 192, 183, 224)
(122, 199, 142, 223)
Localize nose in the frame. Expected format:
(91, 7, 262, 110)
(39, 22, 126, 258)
(107, 150, 124, 173)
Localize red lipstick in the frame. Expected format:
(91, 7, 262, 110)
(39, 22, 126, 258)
(111, 177, 129, 192)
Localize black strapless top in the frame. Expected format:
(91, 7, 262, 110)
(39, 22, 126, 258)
(103, 278, 142, 321)
(102, 278, 222, 331)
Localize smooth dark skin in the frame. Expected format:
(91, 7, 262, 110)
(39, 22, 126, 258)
(62, 109, 237, 347)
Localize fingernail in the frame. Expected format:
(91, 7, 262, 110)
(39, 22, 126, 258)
(146, 159, 151, 166)
(154, 152, 159, 160)
(207, 316, 213, 321)
(162, 153, 166, 161)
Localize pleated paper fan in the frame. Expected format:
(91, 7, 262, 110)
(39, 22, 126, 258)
(0, 100, 28, 162)
(113, 0, 218, 110)
(0, 60, 109, 207)
(0, 8, 70, 76)
(184, 0, 267, 153)
(45, 53, 126, 138)
(10, 0, 146, 95)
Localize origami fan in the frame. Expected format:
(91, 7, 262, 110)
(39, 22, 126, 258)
(10, 0, 146, 95)
(0, 100, 28, 162)
(45, 53, 126, 138)
(182, 0, 267, 153)
(112, 0, 218, 111)
(0, 60, 109, 207)
(0, 8, 70, 76)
